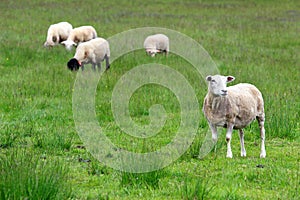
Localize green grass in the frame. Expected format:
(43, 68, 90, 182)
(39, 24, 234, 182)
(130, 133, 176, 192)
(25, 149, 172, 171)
(0, 149, 72, 199)
(0, 0, 299, 199)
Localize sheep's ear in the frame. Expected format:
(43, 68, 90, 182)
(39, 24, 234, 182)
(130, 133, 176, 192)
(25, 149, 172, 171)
(226, 76, 235, 83)
(206, 76, 212, 82)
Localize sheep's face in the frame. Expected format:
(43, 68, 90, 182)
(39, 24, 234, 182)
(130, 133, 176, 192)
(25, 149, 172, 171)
(146, 49, 160, 57)
(44, 41, 55, 47)
(61, 40, 76, 51)
(206, 75, 235, 96)
(67, 58, 81, 71)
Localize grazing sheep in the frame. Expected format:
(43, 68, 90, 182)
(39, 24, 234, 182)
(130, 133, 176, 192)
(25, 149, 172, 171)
(202, 75, 266, 158)
(143, 34, 169, 57)
(67, 38, 110, 71)
(61, 26, 97, 51)
(43, 22, 73, 47)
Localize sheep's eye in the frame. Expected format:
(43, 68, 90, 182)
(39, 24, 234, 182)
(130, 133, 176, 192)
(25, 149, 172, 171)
(211, 80, 216, 83)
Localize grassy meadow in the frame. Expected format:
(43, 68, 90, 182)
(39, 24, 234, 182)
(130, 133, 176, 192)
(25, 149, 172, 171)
(0, 0, 299, 199)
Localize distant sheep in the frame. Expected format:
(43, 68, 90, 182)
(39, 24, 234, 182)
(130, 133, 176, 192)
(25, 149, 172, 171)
(143, 34, 169, 57)
(61, 26, 97, 51)
(202, 75, 266, 158)
(43, 22, 73, 47)
(67, 38, 110, 71)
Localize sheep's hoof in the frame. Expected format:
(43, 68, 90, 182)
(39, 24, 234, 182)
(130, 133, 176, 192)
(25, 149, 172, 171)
(106, 65, 110, 70)
(226, 153, 233, 158)
(212, 134, 218, 142)
(260, 152, 266, 158)
(241, 152, 246, 157)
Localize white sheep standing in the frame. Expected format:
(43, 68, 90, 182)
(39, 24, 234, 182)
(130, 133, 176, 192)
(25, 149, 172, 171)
(43, 22, 73, 47)
(67, 37, 110, 71)
(143, 34, 169, 57)
(202, 75, 266, 158)
(61, 26, 97, 51)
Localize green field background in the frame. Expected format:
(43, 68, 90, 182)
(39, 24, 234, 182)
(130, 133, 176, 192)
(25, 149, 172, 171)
(0, 0, 299, 199)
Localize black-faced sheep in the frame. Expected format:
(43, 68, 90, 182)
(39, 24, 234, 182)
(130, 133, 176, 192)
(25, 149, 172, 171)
(43, 22, 73, 47)
(61, 26, 97, 51)
(143, 34, 169, 57)
(203, 75, 266, 158)
(67, 38, 110, 71)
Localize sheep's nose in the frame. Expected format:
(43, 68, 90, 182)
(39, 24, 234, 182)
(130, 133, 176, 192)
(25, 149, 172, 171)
(221, 90, 228, 96)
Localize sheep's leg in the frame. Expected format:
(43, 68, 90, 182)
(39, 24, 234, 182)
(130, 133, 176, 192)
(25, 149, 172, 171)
(209, 123, 218, 142)
(239, 129, 246, 157)
(92, 64, 96, 71)
(97, 63, 101, 72)
(81, 65, 85, 71)
(257, 116, 266, 158)
(226, 124, 234, 158)
(105, 55, 110, 70)
(208, 123, 218, 155)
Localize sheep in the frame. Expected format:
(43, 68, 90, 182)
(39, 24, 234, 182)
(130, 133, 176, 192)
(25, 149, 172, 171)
(143, 34, 169, 57)
(61, 26, 97, 51)
(202, 75, 266, 158)
(43, 22, 73, 47)
(67, 37, 110, 71)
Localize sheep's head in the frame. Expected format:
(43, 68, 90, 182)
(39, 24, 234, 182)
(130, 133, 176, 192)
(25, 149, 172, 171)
(146, 49, 160, 57)
(206, 75, 235, 96)
(43, 41, 55, 47)
(67, 58, 81, 71)
(61, 40, 76, 51)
